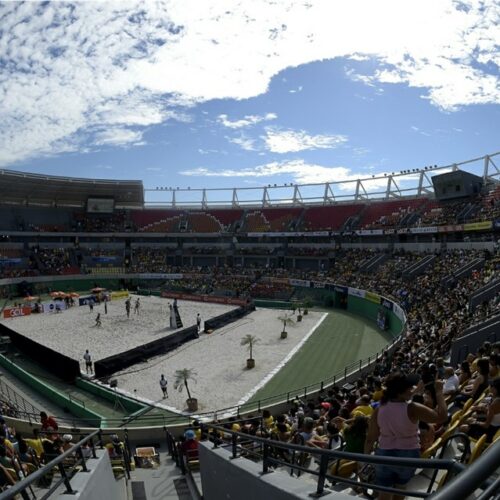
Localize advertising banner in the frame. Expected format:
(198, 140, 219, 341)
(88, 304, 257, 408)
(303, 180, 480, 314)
(137, 273, 183, 280)
(0, 258, 22, 264)
(247, 231, 329, 237)
(463, 221, 492, 232)
(311, 281, 326, 288)
(365, 291, 381, 304)
(334, 285, 348, 294)
(381, 298, 394, 310)
(79, 296, 95, 306)
(110, 290, 130, 300)
(160, 291, 247, 306)
(268, 278, 290, 285)
(42, 301, 67, 313)
(392, 303, 405, 322)
(3, 307, 32, 319)
(409, 226, 438, 234)
(437, 224, 463, 233)
(348, 287, 366, 298)
(91, 256, 116, 263)
(356, 229, 384, 236)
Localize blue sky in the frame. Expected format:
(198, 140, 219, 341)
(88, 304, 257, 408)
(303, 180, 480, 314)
(0, 1, 498, 201)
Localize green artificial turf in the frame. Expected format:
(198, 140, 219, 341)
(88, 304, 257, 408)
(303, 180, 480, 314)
(246, 309, 392, 404)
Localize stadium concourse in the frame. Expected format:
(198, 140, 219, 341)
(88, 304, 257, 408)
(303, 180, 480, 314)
(0, 162, 499, 498)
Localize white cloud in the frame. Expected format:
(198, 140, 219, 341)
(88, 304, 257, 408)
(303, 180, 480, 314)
(94, 129, 144, 146)
(410, 125, 431, 137)
(0, 0, 498, 165)
(217, 112, 277, 129)
(263, 128, 347, 153)
(226, 134, 257, 151)
(180, 159, 395, 189)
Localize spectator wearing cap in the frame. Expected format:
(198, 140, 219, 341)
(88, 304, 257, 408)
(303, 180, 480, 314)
(106, 435, 123, 459)
(61, 434, 74, 452)
(181, 430, 199, 462)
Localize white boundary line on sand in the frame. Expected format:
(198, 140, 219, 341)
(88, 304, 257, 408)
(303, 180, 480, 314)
(236, 312, 328, 407)
(94, 311, 329, 421)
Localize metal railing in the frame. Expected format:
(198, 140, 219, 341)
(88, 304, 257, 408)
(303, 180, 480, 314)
(0, 377, 39, 417)
(0, 322, 403, 431)
(202, 426, 500, 499)
(0, 430, 100, 500)
(0, 429, 133, 500)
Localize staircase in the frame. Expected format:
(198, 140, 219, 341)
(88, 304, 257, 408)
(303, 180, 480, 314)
(173, 304, 183, 328)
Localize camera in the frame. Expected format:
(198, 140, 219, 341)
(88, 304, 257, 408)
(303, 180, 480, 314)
(420, 364, 437, 405)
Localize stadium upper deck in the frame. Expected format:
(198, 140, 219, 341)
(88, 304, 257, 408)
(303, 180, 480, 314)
(0, 152, 498, 235)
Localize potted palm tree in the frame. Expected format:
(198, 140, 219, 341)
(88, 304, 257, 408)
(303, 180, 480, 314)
(174, 368, 198, 412)
(241, 334, 259, 369)
(278, 313, 295, 339)
(303, 298, 312, 315)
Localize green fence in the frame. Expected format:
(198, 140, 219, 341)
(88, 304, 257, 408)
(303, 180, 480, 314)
(0, 354, 102, 425)
(347, 295, 402, 337)
(75, 378, 146, 414)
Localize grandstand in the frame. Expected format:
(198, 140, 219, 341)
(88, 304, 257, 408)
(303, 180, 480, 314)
(0, 152, 499, 499)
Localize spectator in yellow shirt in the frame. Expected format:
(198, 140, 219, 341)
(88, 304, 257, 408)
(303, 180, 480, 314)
(351, 395, 374, 417)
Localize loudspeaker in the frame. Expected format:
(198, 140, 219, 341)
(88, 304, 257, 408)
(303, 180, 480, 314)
(110, 379, 118, 388)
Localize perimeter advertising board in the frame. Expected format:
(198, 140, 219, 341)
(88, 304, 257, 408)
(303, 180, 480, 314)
(3, 307, 31, 319)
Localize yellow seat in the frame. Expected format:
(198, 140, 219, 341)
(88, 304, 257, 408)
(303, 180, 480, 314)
(421, 438, 442, 459)
(5, 468, 17, 482)
(492, 428, 500, 443)
(468, 434, 487, 464)
(112, 466, 125, 476)
(462, 398, 474, 413)
(329, 459, 357, 478)
(474, 391, 487, 404)
(450, 410, 463, 425)
(23, 462, 37, 475)
(440, 421, 459, 443)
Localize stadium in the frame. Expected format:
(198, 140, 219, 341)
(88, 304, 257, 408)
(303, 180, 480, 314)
(0, 151, 499, 499)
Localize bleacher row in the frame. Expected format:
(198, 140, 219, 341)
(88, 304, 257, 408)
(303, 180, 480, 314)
(1, 246, 499, 496)
(117, 193, 500, 232)
(2, 186, 500, 234)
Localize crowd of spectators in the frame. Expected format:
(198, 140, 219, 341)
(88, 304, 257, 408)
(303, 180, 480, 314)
(32, 247, 74, 275)
(417, 199, 476, 227)
(287, 247, 330, 257)
(169, 248, 500, 496)
(1, 244, 500, 494)
(248, 280, 294, 300)
(72, 211, 130, 232)
(0, 411, 131, 491)
(129, 248, 170, 273)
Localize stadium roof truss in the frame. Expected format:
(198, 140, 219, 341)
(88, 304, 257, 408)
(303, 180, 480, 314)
(145, 152, 500, 208)
(0, 152, 498, 210)
(0, 170, 144, 208)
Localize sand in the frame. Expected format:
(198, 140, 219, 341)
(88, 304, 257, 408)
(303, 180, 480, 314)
(0, 295, 237, 362)
(113, 308, 326, 414)
(1, 296, 326, 415)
